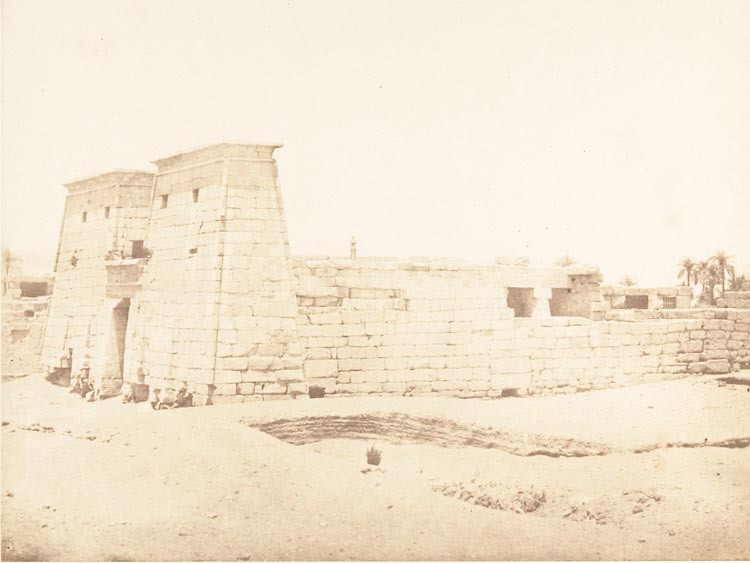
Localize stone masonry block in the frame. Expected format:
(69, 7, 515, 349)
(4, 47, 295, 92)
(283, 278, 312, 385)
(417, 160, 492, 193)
(277, 369, 304, 382)
(304, 359, 338, 379)
(237, 382, 256, 394)
(218, 357, 249, 371)
(256, 382, 287, 395)
(705, 359, 731, 374)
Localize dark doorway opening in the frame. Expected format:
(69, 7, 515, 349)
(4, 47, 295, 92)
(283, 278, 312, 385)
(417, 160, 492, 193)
(19, 281, 49, 297)
(131, 240, 145, 258)
(624, 295, 649, 309)
(102, 299, 130, 397)
(113, 301, 129, 379)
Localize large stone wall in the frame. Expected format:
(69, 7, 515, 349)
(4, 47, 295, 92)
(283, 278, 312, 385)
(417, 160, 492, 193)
(294, 258, 515, 397)
(718, 291, 750, 309)
(124, 144, 305, 405)
(293, 259, 750, 397)
(41, 172, 154, 396)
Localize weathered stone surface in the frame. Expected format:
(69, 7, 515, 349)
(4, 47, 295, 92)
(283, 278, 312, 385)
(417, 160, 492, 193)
(304, 359, 338, 379)
(705, 359, 731, 373)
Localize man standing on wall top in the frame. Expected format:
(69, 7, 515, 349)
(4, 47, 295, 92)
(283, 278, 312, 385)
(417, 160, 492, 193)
(350, 235, 357, 261)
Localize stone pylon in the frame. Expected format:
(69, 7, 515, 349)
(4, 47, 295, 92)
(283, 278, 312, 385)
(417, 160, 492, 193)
(123, 143, 306, 405)
(41, 171, 154, 396)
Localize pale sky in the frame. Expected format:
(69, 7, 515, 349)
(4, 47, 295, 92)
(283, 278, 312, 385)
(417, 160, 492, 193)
(2, 0, 749, 285)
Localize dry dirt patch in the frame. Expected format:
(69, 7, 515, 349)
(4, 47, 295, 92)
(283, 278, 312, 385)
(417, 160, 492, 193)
(433, 479, 665, 526)
(716, 376, 750, 387)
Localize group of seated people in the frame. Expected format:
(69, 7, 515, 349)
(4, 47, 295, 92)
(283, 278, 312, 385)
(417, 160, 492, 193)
(121, 379, 193, 410)
(69, 368, 96, 402)
(149, 385, 194, 410)
(69, 369, 193, 409)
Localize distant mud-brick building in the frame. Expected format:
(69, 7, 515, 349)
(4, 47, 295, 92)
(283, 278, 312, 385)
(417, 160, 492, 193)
(41, 143, 750, 404)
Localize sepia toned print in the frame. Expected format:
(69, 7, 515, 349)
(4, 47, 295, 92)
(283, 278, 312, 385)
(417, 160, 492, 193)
(2, 0, 749, 561)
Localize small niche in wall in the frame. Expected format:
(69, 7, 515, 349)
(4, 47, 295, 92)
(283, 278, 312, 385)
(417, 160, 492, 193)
(24, 310, 35, 318)
(189, 247, 198, 255)
(131, 240, 145, 259)
(104, 206, 110, 218)
(192, 188, 200, 203)
(160, 194, 168, 209)
(82, 211, 87, 223)
(507, 287, 535, 317)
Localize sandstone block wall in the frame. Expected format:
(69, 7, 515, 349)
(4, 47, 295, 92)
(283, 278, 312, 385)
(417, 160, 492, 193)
(293, 259, 749, 398)
(604, 307, 750, 368)
(520, 311, 749, 393)
(294, 258, 515, 397)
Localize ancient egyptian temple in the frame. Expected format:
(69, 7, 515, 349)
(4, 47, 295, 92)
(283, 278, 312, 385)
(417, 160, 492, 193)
(41, 143, 750, 405)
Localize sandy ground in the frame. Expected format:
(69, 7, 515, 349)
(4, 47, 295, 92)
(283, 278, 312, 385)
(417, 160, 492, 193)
(2, 373, 749, 561)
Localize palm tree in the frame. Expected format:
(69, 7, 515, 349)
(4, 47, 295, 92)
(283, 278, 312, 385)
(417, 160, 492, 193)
(555, 255, 575, 267)
(727, 265, 737, 292)
(2, 247, 23, 295)
(678, 257, 697, 286)
(620, 275, 637, 287)
(709, 251, 734, 295)
(699, 263, 721, 305)
(694, 260, 707, 284)
(731, 274, 747, 291)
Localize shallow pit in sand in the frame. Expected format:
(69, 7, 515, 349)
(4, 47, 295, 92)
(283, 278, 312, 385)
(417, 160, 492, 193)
(247, 412, 613, 457)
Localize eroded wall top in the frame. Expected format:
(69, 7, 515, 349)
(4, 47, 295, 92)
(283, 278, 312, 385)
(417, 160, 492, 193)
(64, 170, 154, 195)
(151, 142, 282, 173)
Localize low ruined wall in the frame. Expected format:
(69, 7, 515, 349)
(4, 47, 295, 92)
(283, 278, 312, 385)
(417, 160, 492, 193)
(2, 295, 50, 374)
(718, 291, 750, 309)
(603, 307, 750, 370)
(294, 262, 750, 397)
